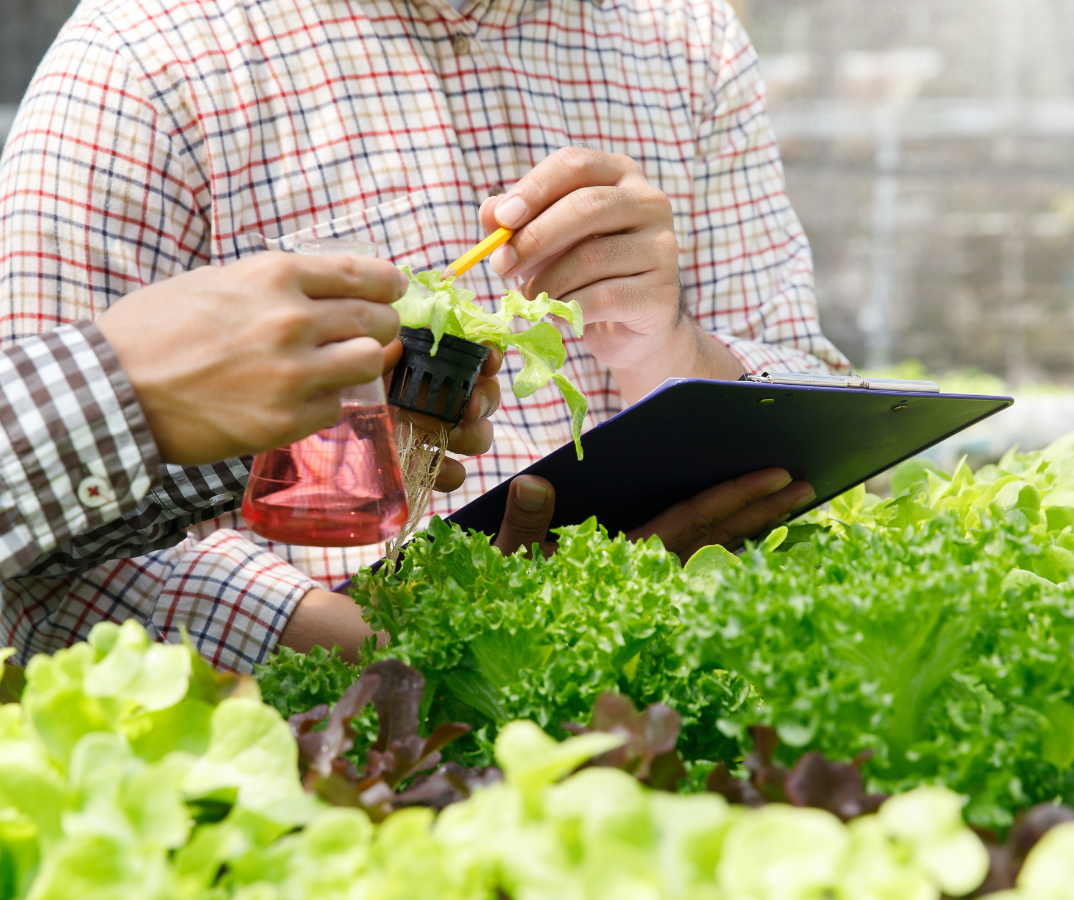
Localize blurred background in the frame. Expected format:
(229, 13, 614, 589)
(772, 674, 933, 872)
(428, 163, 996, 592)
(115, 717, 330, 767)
(734, 0, 1074, 385)
(3, 0, 1074, 461)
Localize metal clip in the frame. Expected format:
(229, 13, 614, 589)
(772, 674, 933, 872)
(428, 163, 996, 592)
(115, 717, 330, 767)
(740, 372, 939, 393)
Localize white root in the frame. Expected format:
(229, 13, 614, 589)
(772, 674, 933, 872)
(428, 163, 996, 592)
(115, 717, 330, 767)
(385, 416, 450, 565)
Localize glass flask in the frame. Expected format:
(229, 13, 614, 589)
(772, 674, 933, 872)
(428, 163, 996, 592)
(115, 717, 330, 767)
(241, 238, 408, 547)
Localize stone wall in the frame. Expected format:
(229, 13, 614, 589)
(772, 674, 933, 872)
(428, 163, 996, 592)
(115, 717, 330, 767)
(743, 0, 1074, 382)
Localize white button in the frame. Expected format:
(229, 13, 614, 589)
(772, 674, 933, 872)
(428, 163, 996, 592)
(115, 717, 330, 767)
(209, 492, 235, 505)
(78, 476, 115, 508)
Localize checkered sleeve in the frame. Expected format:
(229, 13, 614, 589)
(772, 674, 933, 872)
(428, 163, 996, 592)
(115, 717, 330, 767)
(150, 530, 316, 672)
(0, 13, 314, 663)
(688, 5, 852, 377)
(22, 457, 251, 579)
(0, 321, 159, 579)
(1, 529, 316, 672)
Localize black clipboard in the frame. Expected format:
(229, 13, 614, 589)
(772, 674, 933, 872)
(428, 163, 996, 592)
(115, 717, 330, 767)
(445, 376, 1013, 538)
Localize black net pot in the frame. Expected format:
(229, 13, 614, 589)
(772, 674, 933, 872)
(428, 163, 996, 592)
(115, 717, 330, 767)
(388, 327, 491, 426)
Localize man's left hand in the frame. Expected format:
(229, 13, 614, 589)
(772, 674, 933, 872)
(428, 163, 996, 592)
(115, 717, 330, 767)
(480, 147, 746, 406)
(383, 342, 503, 493)
(492, 469, 815, 564)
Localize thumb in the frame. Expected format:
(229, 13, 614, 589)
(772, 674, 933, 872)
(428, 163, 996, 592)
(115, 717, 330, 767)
(382, 338, 402, 374)
(479, 195, 502, 234)
(493, 475, 555, 556)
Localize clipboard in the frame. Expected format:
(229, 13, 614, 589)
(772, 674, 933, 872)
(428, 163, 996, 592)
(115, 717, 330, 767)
(444, 375, 1014, 538)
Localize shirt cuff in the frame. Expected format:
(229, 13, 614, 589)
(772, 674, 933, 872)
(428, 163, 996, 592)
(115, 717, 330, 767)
(148, 529, 316, 673)
(714, 332, 854, 378)
(0, 321, 161, 578)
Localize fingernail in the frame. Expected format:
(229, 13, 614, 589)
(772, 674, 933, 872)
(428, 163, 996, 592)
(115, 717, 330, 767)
(496, 195, 528, 229)
(765, 474, 792, 496)
(490, 244, 518, 276)
(476, 390, 491, 421)
(516, 478, 547, 510)
(396, 270, 410, 293)
(791, 488, 817, 510)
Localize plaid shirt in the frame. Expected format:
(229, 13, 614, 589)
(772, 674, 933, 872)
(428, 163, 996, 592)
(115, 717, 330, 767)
(0, 0, 850, 671)
(0, 322, 158, 580)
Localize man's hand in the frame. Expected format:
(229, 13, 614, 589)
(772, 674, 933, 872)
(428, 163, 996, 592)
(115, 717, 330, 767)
(491, 475, 559, 557)
(624, 469, 815, 562)
(480, 147, 746, 406)
(97, 252, 407, 466)
(278, 587, 385, 664)
(492, 469, 815, 564)
(391, 346, 504, 493)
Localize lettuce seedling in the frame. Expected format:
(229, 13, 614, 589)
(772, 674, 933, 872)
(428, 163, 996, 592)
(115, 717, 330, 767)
(393, 267, 588, 459)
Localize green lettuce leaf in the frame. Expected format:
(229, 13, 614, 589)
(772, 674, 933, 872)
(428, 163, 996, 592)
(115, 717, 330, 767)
(506, 323, 566, 397)
(551, 372, 588, 460)
(182, 698, 319, 827)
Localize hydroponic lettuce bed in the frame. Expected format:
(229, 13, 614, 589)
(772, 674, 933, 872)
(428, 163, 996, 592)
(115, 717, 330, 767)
(6, 440, 1074, 897)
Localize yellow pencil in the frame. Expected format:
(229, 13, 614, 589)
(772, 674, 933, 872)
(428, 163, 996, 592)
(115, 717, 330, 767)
(444, 227, 515, 278)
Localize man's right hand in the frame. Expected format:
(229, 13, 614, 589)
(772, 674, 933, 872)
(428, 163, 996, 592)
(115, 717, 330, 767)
(96, 252, 407, 465)
(492, 469, 815, 563)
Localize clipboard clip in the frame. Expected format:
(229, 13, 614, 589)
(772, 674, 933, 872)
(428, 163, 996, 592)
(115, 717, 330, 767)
(740, 372, 940, 393)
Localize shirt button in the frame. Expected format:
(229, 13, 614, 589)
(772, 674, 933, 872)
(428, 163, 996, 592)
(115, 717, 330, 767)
(452, 34, 471, 56)
(209, 492, 235, 506)
(489, 184, 507, 197)
(78, 476, 115, 509)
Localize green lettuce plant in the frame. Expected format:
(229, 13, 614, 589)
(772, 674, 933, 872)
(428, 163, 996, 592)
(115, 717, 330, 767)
(393, 267, 588, 458)
(0, 620, 318, 899)
(211, 721, 990, 900)
(254, 433, 1074, 830)
(0, 622, 1003, 899)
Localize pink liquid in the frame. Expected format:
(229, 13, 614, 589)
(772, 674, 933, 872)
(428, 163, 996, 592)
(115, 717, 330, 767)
(242, 402, 408, 547)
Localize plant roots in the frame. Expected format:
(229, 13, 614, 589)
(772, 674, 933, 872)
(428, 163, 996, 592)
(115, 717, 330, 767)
(385, 417, 449, 564)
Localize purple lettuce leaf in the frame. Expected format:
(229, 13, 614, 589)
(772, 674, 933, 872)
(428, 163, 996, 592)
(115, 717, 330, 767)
(707, 726, 887, 821)
(288, 659, 479, 820)
(564, 692, 688, 790)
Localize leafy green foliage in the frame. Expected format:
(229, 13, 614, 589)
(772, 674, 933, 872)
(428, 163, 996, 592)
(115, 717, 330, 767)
(213, 722, 990, 900)
(255, 644, 361, 721)
(393, 267, 588, 456)
(683, 434, 1074, 828)
(246, 436, 1074, 830)
(0, 620, 318, 899)
(678, 512, 1074, 830)
(11, 432, 1074, 897)
(0, 620, 1040, 898)
(346, 516, 748, 770)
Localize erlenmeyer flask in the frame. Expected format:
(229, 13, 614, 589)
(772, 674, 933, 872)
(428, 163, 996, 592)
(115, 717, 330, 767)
(241, 238, 408, 547)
